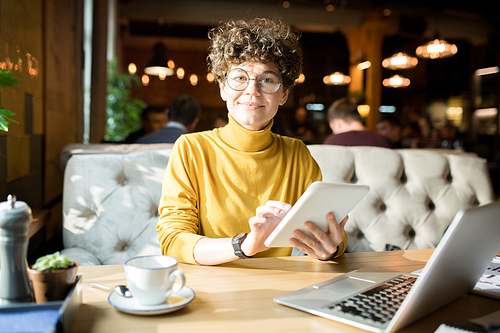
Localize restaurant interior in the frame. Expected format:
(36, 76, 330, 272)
(0, 0, 499, 259)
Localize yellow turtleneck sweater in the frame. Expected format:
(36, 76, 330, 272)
(157, 115, 346, 264)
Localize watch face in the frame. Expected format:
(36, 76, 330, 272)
(234, 233, 247, 242)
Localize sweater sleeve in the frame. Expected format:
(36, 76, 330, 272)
(157, 137, 203, 264)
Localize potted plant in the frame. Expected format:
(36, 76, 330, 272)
(105, 57, 146, 142)
(0, 69, 20, 132)
(27, 251, 79, 303)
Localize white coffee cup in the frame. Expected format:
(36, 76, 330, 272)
(124, 255, 186, 306)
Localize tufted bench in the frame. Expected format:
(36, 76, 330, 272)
(307, 145, 495, 253)
(60, 143, 495, 265)
(61, 144, 174, 265)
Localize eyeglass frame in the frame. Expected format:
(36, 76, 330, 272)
(224, 68, 283, 94)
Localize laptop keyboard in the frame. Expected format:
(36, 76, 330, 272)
(327, 275, 417, 324)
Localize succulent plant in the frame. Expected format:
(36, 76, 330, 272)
(31, 251, 75, 272)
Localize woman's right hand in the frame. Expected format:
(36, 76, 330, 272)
(240, 201, 292, 256)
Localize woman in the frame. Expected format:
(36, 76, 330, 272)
(157, 17, 347, 265)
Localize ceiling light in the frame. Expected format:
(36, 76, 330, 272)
(382, 52, 418, 70)
(474, 108, 498, 118)
(357, 61, 371, 70)
(189, 74, 198, 86)
(206, 72, 215, 83)
(383, 75, 410, 88)
(323, 72, 351, 85)
(295, 73, 305, 84)
(416, 39, 457, 59)
(144, 42, 174, 77)
(176, 67, 185, 79)
(357, 105, 370, 118)
(379, 105, 396, 113)
(475, 66, 499, 76)
(128, 63, 137, 75)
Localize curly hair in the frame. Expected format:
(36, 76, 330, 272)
(207, 17, 303, 91)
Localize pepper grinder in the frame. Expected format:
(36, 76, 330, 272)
(0, 194, 33, 304)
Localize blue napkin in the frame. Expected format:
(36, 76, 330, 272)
(0, 309, 60, 333)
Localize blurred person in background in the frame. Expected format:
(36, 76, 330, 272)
(138, 95, 200, 144)
(289, 106, 315, 143)
(377, 114, 406, 148)
(324, 97, 392, 148)
(123, 106, 168, 143)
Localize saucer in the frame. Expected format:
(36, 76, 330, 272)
(108, 286, 195, 316)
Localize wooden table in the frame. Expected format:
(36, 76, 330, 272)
(71, 249, 500, 332)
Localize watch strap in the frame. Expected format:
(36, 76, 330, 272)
(232, 233, 254, 259)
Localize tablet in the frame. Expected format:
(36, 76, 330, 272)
(264, 181, 370, 248)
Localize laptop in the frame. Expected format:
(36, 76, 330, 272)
(274, 201, 500, 333)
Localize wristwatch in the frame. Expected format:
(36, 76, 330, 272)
(232, 233, 254, 259)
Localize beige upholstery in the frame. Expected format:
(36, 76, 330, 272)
(308, 145, 495, 253)
(61, 144, 495, 265)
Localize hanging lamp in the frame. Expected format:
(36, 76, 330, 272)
(416, 37, 457, 59)
(144, 42, 174, 77)
(382, 52, 418, 70)
(323, 72, 351, 85)
(383, 75, 410, 88)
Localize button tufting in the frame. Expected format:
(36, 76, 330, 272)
(116, 173, 127, 185)
(427, 199, 435, 211)
(351, 228, 365, 240)
(80, 208, 96, 219)
(356, 230, 365, 240)
(379, 202, 387, 212)
(350, 173, 358, 184)
(400, 170, 408, 184)
(114, 240, 128, 252)
(150, 204, 159, 218)
(446, 172, 453, 183)
(404, 225, 416, 240)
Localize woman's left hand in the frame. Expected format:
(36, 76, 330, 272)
(289, 212, 348, 260)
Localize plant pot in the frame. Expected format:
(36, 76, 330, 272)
(26, 261, 79, 303)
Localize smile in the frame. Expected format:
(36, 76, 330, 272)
(238, 101, 262, 110)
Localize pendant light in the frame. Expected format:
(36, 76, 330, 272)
(416, 35, 457, 59)
(323, 72, 351, 85)
(383, 75, 410, 88)
(382, 52, 418, 70)
(144, 42, 174, 77)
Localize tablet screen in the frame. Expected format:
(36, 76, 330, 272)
(264, 181, 369, 248)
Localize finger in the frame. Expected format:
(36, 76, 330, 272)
(288, 237, 314, 255)
(303, 222, 337, 254)
(289, 236, 330, 260)
(339, 215, 349, 228)
(326, 212, 339, 229)
(264, 200, 292, 215)
(292, 227, 328, 254)
(255, 205, 280, 218)
(265, 200, 292, 210)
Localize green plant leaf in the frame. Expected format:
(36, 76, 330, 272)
(0, 117, 8, 132)
(32, 251, 75, 272)
(0, 70, 20, 131)
(0, 69, 19, 87)
(105, 57, 147, 142)
(0, 107, 19, 132)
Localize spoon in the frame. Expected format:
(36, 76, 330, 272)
(88, 283, 132, 297)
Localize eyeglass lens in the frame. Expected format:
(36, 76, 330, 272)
(226, 68, 282, 93)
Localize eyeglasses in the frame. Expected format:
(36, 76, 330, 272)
(225, 68, 283, 94)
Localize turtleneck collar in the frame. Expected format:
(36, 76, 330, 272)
(219, 113, 274, 152)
